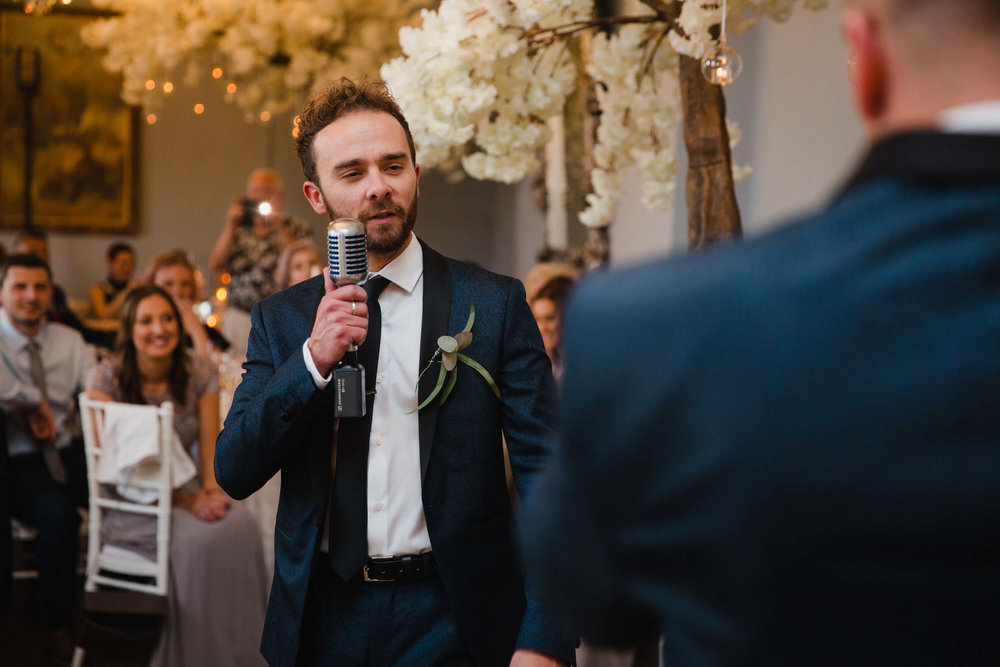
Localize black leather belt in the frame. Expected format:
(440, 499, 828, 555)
(363, 552, 437, 583)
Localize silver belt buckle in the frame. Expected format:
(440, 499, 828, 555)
(362, 563, 394, 583)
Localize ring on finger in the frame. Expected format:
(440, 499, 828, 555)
(351, 301, 357, 316)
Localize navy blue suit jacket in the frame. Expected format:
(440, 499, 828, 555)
(523, 132, 1000, 665)
(216, 240, 574, 666)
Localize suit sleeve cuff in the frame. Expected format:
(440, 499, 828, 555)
(302, 340, 332, 389)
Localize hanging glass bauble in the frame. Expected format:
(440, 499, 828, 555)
(701, 42, 744, 86)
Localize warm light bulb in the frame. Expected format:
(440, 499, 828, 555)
(226, 82, 237, 94)
(260, 111, 271, 123)
(220, 272, 231, 285)
(206, 314, 218, 328)
(216, 287, 228, 302)
(146, 113, 157, 125)
(145, 79, 156, 91)
(194, 103, 205, 114)
(701, 42, 743, 86)
(162, 81, 174, 94)
(212, 67, 223, 79)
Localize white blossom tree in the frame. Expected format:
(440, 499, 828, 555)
(380, 0, 828, 259)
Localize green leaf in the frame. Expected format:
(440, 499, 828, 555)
(454, 331, 473, 351)
(408, 364, 447, 413)
(457, 353, 500, 400)
(462, 301, 475, 333)
(414, 348, 442, 392)
(438, 369, 459, 405)
(438, 335, 458, 353)
(442, 350, 457, 371)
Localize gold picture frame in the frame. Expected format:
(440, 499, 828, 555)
(0, 7, 138, 233)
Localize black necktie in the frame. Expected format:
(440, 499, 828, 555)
(328, 275, 391, 580)
(26, 340, 67, 484)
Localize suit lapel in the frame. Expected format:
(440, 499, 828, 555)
(418, 241, 450, 481)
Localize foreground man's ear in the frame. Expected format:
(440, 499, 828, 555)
(843, 5, 889, 135)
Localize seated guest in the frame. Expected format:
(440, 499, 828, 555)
(0, 253, 94, 665)
(144, 250, 230, 356)
(86, 286, 267, 667)
(529, 276, 575, 386)
(89, 241, 138, 320)
(524, 260, 579, 303)
(14, 230, 114, 348)
(275, 239, 322, 289)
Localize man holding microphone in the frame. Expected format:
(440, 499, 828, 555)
(215, 79, 574, 667)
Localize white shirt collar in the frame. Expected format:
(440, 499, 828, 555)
(0, 308, 37, 351)
(369, 232, 423, 294)
(940, 100, 1000, 134)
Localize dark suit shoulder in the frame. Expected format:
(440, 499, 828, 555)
(254, 274, 324, 319)
(443, 256, 518, 291)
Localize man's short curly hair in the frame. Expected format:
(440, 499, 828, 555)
(294, 78, 416, 186)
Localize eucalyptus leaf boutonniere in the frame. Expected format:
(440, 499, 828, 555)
(411, 301, 500, 412)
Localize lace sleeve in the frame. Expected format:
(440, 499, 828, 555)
(189, 353, 220, 400)
(86, 357, 123, 400)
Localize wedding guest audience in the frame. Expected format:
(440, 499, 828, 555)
(208, 168, 311, 354)
(144, 250, 230, 356)
(86, 285, 267, 667)
(275, 239, 323, 289)
(524, 0, 1000, 664)
(89, 241, 138, 320)
(0, 253, 94, 666)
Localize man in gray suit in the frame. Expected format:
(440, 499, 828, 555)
(524, 1, 1000, 665)
(215, 79, 574, 666)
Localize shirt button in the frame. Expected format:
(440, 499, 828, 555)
(374, 503, 383, 511)
(376, 375, 382, 384)
(375, 438, 383, 446)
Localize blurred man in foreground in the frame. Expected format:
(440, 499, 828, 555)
(524, 1, 1000, 664)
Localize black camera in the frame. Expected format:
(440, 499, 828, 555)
(240, 198, 259, 227)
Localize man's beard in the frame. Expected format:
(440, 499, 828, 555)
(322, 193, 418, 257)
(9, 307, 44, 330)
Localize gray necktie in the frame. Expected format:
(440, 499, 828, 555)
(26, 340, 68, 484)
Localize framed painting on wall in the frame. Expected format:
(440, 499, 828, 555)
(0, 7, 138, 233)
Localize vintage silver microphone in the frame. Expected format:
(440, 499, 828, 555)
(328, 217, 368, 287)
(327, 217, 368, 417)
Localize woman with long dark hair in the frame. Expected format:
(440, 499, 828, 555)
(86, 285, 266, 667)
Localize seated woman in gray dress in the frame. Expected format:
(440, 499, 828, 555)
(86, 285, 267, 667)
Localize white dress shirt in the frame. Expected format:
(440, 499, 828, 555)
(0, 309, 96, 456)
(305, 233, 432, 557)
